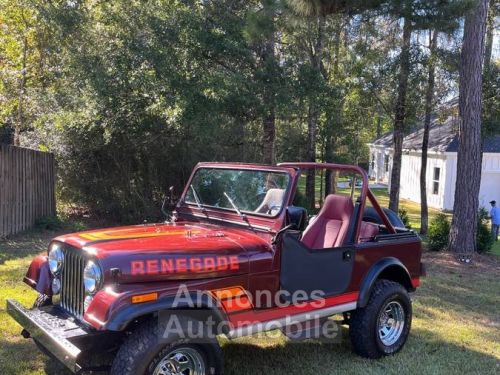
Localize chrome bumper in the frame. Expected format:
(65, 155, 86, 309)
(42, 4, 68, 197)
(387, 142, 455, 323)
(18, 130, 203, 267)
(6, 299, 85, 373)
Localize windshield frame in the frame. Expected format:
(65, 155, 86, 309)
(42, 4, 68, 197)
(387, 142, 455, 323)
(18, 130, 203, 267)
(179, 164, 293, 219)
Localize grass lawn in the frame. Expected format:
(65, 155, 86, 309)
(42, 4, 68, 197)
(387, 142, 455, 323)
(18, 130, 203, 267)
(492, 241, 500, 256)
(1, 229, 499, 374)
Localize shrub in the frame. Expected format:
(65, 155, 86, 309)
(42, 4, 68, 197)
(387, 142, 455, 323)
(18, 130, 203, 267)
(428, 213, 450, 251)
(35, 216, 62, 231)
(477, 207, 494, 253)
(428, 209, 493, 253)
(398, 208, 412, 229)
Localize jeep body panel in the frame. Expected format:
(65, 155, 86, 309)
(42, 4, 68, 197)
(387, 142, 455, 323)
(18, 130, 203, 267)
(8, 161, 424, 373)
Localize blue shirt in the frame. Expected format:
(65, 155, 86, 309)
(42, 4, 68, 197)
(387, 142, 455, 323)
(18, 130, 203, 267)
(491, 207, 500, 225)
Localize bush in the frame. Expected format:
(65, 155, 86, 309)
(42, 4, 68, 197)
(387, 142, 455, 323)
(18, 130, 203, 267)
(428, 213, 450, 251)
(398, 208, 412, 229)
(428, 209, 493, 253)
(477, 207, 494, 253)
(35, 216, 62, 231)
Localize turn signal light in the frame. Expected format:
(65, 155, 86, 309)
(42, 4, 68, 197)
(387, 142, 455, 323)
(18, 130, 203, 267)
(131, 292, 158, 304)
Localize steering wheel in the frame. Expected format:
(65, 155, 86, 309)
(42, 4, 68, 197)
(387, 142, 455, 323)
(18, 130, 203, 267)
(267, 204, 282, 215)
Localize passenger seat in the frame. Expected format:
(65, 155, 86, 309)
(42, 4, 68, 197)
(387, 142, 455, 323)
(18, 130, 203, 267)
(301, 194, 354, 249)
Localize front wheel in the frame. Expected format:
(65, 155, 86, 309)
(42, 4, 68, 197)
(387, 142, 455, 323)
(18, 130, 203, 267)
(110, 318, 223, 375)
(349, 280, 412, 359)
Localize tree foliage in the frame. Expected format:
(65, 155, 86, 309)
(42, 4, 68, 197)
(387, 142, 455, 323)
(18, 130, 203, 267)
(0, 0, 497, 224)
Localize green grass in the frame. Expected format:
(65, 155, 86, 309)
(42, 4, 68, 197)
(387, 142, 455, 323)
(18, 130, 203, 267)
(0, 231, 66, 375)
(492, 241, 500, 256)
(1, 230, 499, 374)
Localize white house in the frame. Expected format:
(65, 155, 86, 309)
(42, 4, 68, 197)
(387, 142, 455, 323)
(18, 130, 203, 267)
(368, 116, 500, 211)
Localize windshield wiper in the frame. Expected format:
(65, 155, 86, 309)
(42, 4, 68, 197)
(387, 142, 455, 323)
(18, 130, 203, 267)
(190, 185, 203, 209)
(223, 192, 246, 219)
(190, 185, 211, 219)
(222, 192, 254, 230)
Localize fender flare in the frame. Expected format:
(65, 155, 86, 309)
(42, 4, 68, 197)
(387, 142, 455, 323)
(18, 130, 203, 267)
(357, 257, 413, 308)
(104, 291, 229, 333)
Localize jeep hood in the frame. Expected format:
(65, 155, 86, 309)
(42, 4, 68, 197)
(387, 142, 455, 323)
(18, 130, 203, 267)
(54, 222, 270, 283)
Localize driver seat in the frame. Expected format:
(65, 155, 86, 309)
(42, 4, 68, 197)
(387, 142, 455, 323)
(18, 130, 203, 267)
(301, 194, 354, 249)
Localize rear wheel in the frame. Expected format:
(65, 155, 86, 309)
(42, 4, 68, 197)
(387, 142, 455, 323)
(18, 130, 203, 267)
(349, 280, 412, 359)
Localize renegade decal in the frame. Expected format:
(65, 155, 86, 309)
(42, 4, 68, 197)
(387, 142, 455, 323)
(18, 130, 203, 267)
(130, 256, 240, 275)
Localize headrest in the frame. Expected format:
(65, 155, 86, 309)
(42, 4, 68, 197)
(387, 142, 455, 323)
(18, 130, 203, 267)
(286, 206, 308, 231)
(320, 194, 354, 220)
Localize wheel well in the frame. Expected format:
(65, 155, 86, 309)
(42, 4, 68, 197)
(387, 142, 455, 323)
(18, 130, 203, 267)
(121, 308, 228, 335)
(377, 265, 413, 291)
(358, 259, 414, 308)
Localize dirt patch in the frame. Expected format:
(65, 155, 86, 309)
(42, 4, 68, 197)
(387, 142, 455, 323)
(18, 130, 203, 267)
(423, 250, 500, 276)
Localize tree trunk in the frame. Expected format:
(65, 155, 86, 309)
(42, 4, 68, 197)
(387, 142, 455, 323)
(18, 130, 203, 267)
(389, 16, 412, 213)
(324, 116, 336, 195)
(306, 104, 318, 208)
(484, 0, 496, 69)
(376, 111, 382, 139)
(262, 110, 276, 164)
(448, 0, 489, 259)
(305, 16, 326, 208)
(260, 2, 276, 165)
(420, 30, 438, 235)
(324, 18, 341, 197)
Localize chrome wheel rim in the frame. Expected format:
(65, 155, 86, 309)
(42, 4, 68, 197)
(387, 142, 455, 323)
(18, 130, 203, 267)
(378, 300, 405, 346)
(153, 347, 205, 375)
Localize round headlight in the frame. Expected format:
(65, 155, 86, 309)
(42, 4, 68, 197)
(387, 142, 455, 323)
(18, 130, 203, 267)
(52, 277, 61, 295)
(84, 261, 102, 294)
(48, 245, 64, 274)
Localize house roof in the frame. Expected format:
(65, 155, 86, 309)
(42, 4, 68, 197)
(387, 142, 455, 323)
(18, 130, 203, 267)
(370, 116, 500, 153)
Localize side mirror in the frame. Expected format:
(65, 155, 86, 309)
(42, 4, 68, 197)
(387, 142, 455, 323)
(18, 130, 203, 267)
(272, 206, 308, 245)
(286, 206, 308, 231)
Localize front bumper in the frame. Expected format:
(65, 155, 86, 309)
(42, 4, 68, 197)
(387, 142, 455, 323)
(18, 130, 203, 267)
(7, 299, 88, 373)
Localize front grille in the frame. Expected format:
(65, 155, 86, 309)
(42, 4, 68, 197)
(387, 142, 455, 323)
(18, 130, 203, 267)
(60, 246, 86, 319)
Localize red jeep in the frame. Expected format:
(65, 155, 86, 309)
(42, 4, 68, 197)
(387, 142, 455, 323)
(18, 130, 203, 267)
(7, 162, 423, 374)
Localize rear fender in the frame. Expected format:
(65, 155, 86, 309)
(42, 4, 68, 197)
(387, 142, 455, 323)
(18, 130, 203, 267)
(357, 257, 413, 308)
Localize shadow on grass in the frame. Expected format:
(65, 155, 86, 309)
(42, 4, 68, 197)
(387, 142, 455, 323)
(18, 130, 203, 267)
(1, 324, 498, 375)
(223, 327, 499, 375)
(0, 230, 63, 265)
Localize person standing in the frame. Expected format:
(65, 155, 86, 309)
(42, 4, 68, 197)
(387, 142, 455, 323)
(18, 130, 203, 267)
(490, 200, 500, 241)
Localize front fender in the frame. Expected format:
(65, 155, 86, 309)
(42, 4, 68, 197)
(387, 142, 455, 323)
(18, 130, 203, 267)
(84, 287, 229, 334)
(24, 255, 53, 296)
(357, 257, 413, 308)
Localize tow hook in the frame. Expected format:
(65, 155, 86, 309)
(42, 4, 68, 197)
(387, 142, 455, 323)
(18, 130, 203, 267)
(21, 329, 31, 339)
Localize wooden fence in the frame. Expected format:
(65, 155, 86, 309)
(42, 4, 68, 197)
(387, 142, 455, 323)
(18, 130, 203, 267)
(0, 145, 56, 237)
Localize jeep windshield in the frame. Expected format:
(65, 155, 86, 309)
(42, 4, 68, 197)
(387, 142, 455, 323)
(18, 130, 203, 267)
(184, 168, 290, 217)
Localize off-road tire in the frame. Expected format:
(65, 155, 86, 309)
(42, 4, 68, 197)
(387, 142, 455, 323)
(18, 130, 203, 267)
(110, 317, 223, 375)
(349, 279, 412, 359)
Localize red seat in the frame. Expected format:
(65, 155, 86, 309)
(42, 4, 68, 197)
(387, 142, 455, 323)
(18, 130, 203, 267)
(302, 194, 354, 249)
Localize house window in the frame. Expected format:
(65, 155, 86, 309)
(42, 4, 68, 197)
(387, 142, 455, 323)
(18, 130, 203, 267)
(432, 167, 440, 195)
(371, 154, 375, 171)
(384, 155, 390, 172)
